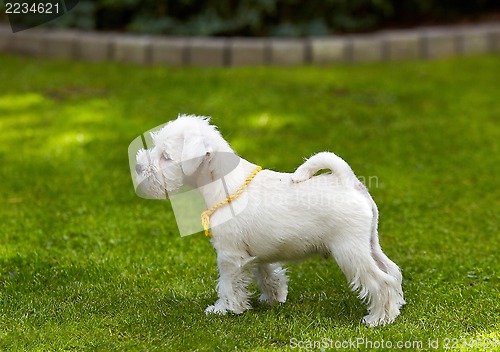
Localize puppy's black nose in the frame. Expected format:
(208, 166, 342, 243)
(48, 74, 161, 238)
(135, 164, 143, 174)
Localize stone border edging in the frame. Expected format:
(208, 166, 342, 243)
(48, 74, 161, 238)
(0, 23, 499, 66)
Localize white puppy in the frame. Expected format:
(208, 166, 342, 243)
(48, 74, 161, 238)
(134, 115, 405, 327)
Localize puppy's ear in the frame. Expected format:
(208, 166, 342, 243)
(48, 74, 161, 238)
(181, 134, 212, 176)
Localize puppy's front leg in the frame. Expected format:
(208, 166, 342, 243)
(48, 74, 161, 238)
(205, 254, 255, 315)
(255, 263, 288, 305)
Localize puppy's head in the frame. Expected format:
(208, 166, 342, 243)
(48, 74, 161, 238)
(133, 115, 229, 199)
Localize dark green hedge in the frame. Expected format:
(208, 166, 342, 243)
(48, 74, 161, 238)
(7, 0, 500, 36)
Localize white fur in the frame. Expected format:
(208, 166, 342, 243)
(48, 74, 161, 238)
(135, 114, 405, 327)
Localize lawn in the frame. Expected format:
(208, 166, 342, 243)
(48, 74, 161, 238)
(0, 54, 498, 351)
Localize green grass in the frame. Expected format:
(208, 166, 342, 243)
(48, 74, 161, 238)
(0, 54, 499, 351)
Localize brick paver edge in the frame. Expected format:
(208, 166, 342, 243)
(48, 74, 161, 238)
(0, 22, 499, 66)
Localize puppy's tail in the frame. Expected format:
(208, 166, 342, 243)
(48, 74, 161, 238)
(291, 152, 356, 184)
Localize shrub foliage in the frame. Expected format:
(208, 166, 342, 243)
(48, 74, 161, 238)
(6, 0, 500, 36)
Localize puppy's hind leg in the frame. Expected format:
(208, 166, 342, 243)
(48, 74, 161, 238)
(329, 239, 403, 327)
(255, 263, 288, 305)
(370, 238, 405, 307)
(205, 254, 255, 315)
(369, 203, 405, 306)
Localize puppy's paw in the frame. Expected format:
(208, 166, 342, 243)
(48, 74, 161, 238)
(291, 168, 312, 183)
(258, 294, 286, 306)
(258, 294, 273, 305)
(205, 304, 228, 315)
(362, 314, 394, 327)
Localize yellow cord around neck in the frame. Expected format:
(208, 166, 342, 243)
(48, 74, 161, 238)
(201, 165, 262, 238)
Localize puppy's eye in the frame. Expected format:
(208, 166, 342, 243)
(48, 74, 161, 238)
(159, 152, 172, 170)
